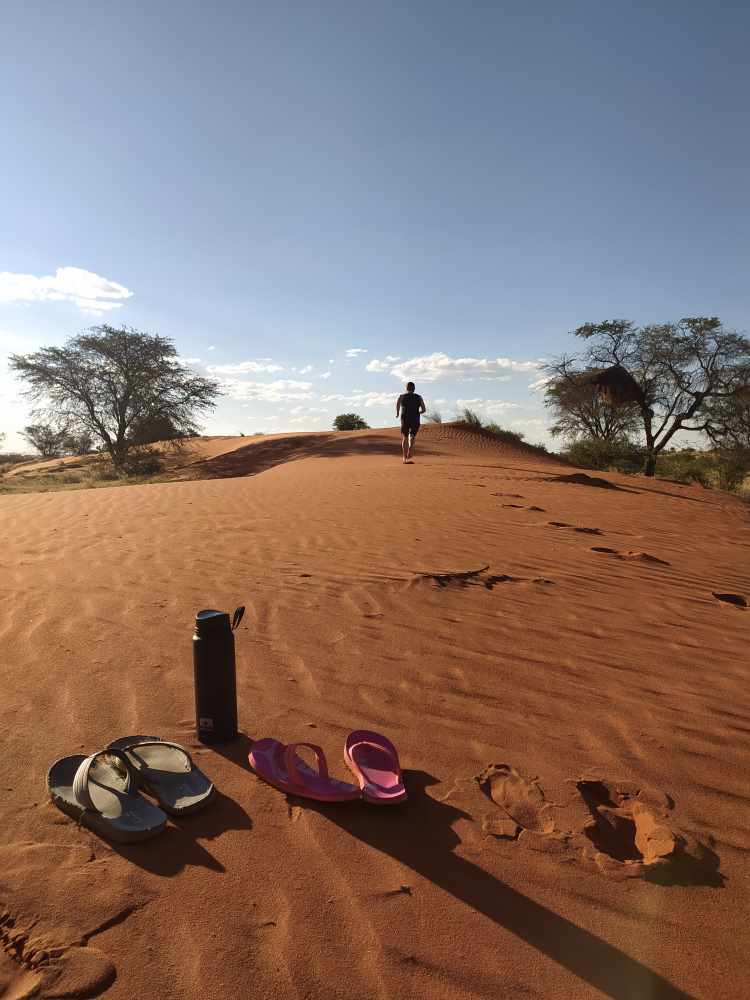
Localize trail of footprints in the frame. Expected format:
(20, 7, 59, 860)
(429, 492, 746, 607)
(476, 766, 723, 885)
(0, 908, 115, 1000)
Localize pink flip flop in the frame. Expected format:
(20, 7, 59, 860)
(248, 739, 360, 802)
(344, 730, 407, 805)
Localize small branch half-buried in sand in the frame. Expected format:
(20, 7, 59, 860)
(414, 565, 489, 588)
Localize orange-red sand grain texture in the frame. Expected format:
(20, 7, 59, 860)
(2, 425, 749, 999)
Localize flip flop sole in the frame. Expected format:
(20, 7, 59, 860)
(47, 754, 167, 843)
(107, 736, 214, 815)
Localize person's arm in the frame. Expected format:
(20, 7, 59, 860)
(419, 395, 426, 414)
(396, 395, 401, 417)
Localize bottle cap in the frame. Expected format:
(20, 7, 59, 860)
(195, 609, 231, 632)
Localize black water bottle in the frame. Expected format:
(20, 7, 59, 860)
(193, 606, 244, 744)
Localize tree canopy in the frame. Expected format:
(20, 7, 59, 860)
(9, 326, 221, 468)
(21, 423, 70, 458)
(333, 413, 369, 431)
(543, 318, 750, 475)
(542, 360, 642, 441)
(703, 390, 750, 449)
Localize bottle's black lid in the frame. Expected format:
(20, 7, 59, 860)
(195, 609, 231, 631)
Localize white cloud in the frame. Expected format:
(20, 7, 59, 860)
(221, 378, 314, 402)
(290, 405, 328, 415)
(321, 391, 395, 408)
(345, 348, 368, 358)
(206, 360, 284, 375)
(0, 266, 133, 315)
(456, 398, 521, 416)
(180, 356, 203, 366)
(366, 352, 540, 382)
(288, 414, 331, 426)
(512, 417, 547, 428)
(384, 354, 401, 362)
(529, 374, 553, 392)
(319, 371, 332, 379)
(298, 365, 313, 375)
(328, 359, 335, 364)
(207, 345, 216, 351)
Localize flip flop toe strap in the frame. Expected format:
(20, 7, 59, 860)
(127, 740, 193, 776)
(349, 738, 397, 756)
(72, 750, 134, 812)
(284, 743, 329, 788)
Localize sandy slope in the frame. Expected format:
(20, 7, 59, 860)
(1, 425, 749, 1000)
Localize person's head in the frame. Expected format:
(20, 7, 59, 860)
(406, 381, 415, 393)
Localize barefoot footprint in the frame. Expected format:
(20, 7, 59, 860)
(576, 779, 676, 876)
(477, 764, 555, 839)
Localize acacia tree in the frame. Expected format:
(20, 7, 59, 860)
(21, 422, 70, 457)
(333, 413, 369, 430)
(544, 318, 750, 476)
(9, 326, 221, 470)
(703, 390, 750, 449)
(542, 358, 641, 441)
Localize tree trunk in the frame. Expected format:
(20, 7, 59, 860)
(109, 441, 129, 470)
(643, 451, 657, 477)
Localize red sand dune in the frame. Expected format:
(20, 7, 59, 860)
(1, 425, 749, 999)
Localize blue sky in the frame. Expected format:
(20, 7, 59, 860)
(2, 2, 749, 451)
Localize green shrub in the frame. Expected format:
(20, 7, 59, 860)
(458, 407, 482, 428)
(564, 437, 645, 473)
(425, 410, 442, 424)
(713, 448, 750, 492)
(333, 413, 369, 431)
(123, 452, 164, 476)
(655, 450, 713, 486)
(484, 422, 525, 442)
(88, 464, 121, 482)
(0, 452, 32, 467)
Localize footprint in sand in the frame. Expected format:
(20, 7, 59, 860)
(475, 769, 722, 883)
(590, 547, 669, 565)
(477, 765, 556, 842)
(576, 779, 674, 875)
(548, 521, 602, 535)
(572, 778, 723, 884)
(712, 591, 747, 608)
(0, 909, 114, 1000)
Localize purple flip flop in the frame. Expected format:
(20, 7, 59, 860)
(249, 739, 360, 802)
(344, 730, 407, 805)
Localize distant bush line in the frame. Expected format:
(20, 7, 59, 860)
(562, 437, 750, 493)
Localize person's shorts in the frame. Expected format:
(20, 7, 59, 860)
(401, 420, 420, 438)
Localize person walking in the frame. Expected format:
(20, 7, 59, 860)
(396, 382, 426, 463)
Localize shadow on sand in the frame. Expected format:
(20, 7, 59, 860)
(179, 433, 440, 481)
(111, 790, 252, 875)
(299, 770, 695, 1000)
(540, 471, 712, 504)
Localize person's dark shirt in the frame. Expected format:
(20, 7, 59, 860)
(398, 393, 424, 423)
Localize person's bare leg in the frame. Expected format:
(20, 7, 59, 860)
(408, 431, 416, 460)
(402, 433, 409, 463)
